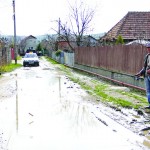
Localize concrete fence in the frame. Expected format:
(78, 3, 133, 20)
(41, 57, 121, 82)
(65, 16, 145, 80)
(74, 63, 145, 90)
(0, 47, 11, 66)
(52, 51, 74, 67)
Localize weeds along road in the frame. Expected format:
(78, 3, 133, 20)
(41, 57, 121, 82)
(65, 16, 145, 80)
(0, 57, 149, 150)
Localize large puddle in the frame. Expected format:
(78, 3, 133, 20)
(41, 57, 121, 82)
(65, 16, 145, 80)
(0, 59, 149, 150)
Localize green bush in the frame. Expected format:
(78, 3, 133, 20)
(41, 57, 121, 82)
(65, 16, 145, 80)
(116, 35, 124, 44)
(55, 50, 62, 57)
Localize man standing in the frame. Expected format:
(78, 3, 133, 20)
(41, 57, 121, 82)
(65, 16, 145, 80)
(136, 43, 150, 108)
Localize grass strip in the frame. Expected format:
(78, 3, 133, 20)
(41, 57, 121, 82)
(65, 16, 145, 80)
(0, 63, 22, 73)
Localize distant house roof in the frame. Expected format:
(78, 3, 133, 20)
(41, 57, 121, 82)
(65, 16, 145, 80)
(20, 35, 36, 44)
(101, 11, 150, 41)
(24, 35, 37, 40)
(81, 35, 99, 46)
(82, 35, 98, 41)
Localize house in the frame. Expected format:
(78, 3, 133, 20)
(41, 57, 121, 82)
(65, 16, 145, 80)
(58, 35, 99, 51)
(100, 11, 150, 43)
(19, 35, 37, 56)
(58, 40, 76, 51)
(81, 35, 99, 47)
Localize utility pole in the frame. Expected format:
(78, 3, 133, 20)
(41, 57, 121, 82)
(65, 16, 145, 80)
(58, 18, 61, 42)
(12, 0, 17, 64)
(57, 18, 61, 50)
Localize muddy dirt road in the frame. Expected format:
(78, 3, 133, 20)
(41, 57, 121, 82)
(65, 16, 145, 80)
(0, 58, 149, 150)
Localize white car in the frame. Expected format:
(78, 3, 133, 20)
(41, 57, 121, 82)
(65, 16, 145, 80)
(23, 53, 39, 67)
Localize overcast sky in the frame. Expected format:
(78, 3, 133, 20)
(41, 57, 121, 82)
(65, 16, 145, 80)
(0, 0, 150, 36)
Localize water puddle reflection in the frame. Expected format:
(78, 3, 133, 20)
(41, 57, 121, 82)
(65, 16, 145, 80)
(0, 61, 149, 150)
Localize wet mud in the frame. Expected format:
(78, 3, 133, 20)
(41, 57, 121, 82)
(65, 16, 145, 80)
(0, 58, 150, 150)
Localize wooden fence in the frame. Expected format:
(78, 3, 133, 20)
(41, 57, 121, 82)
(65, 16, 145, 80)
(75, 45, 147, 75)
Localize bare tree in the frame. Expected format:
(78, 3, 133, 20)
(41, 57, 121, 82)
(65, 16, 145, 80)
(46, 34, 58, 51)
(53, 0, 96, 51)
(40, 34, 58, 56)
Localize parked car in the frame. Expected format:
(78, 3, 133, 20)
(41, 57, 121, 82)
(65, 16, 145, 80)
(23, 53, 39, 67)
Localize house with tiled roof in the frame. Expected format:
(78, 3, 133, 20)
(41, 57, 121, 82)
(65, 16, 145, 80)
(101, 11, 150, 44)
(19, 35, 37, 55)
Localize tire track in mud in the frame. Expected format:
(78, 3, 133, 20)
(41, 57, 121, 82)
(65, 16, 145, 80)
(0, 75, 16, 100)
(0, 74, 18, 150)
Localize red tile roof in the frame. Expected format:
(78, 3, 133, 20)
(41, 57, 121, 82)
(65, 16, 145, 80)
(101, 12, 150, 41)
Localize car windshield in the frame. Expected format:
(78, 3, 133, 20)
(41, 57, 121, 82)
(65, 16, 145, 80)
(24, 53, 38, 58)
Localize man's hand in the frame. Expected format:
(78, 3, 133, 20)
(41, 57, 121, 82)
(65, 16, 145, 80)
(135, 73, 141, 77)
